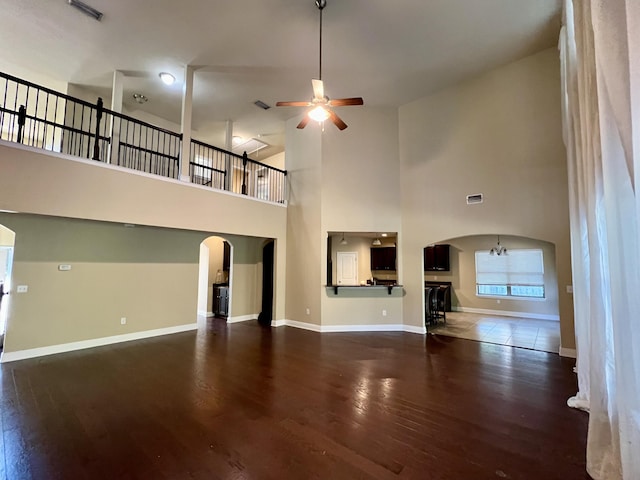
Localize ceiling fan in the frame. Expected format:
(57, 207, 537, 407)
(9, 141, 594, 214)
(276, 0, 364, 131)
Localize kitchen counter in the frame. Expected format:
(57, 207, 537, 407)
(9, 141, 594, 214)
(325, 284, 402, 295)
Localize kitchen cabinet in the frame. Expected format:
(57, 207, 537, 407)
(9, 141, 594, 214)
(212, 285, 229, 318)
(371, 246, 396, 271)
(424, 244, 450, 271)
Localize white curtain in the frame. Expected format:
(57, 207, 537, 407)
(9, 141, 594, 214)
(561, 1, 640, 479)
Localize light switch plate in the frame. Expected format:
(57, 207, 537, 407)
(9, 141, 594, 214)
(17, 285, 28, 293)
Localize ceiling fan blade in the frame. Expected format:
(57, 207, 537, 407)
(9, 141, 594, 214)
(276, 101, 311, 107)
(312, 79, 324, 100)
(297, 116, 311, 129)
(328, 110, 348, 130)
(328, 97, 364, 107)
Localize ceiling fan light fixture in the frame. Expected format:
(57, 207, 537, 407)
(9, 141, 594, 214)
(308, 105, 330, 122)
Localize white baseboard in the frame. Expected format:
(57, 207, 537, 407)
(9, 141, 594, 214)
(0, 323, 198, 363)
(197, 310, 214, 317)
(273, 320, 426, 335)
(227, 314, 258, 324)
(452, 306, 560, 321)
(559, 347, 577, 358)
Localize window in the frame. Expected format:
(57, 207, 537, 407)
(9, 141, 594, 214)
(475, 249, 545, 299)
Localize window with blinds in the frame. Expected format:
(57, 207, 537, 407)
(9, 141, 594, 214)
(475, 249, 545, 298)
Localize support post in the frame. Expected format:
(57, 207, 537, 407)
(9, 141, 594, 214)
(108, 70, 124, 165)
(242, 152, 248, 195)
(92, 98, 103, 161)
(16, 105, 26, 143)
(180, 65, 195, 182)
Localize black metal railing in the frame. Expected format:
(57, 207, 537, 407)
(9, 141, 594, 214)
(0, 71, 287, 203)
(103, 107, 182, 179)
(190, 139, 287, 203)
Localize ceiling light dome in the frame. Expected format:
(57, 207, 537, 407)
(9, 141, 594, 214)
(159, 72, 175, 85)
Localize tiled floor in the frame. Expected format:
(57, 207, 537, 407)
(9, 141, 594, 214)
(428, 311, 561, 353)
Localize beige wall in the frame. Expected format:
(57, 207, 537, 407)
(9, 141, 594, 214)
(285, 107, 403, 327)
(399, 48, 574, 348)
(424, 235, 559, 318)
(285, 117, 322, 324)
(0, 143, 287, 323)
(0, 214, 209, 353)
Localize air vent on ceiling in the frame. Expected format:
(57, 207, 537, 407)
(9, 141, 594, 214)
(68, 0, 103, 21)
(466, 193, 483, 205)
(254, 100, 271, 110)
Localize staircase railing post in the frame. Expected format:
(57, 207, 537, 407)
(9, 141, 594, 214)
(242, 152, 248, 195)
(92, 97, 103, 161)
(16, 105, 26, 143)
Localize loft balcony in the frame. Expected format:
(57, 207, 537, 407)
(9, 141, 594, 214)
(0, 71, 287, 205)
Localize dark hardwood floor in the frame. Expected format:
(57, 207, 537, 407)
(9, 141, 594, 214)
(0, 320, 589, 480)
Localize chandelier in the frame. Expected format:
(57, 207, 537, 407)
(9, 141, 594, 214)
(490, 236, 507, 256)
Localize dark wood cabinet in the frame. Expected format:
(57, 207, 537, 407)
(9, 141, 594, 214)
(371, 246, 396, 271)
(424, 244, 450, 271)
(212, 285, 229, 318)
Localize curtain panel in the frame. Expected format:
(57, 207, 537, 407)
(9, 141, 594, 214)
(561, 1, 640, 479)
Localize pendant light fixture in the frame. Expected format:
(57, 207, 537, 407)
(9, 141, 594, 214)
(340, 233, 348, 245)
(490, 236, 508, 256)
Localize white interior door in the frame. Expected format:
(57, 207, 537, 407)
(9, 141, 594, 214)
(337, 252, 358, 285)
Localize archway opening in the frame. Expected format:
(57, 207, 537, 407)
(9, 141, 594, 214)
(423, 234, 560, 353)
(198, 236, 232, 320)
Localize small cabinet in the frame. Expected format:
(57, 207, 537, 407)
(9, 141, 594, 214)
(424, 244, 450, 271)
(212, 285, 229, 318)
(371, 246, 396, 271)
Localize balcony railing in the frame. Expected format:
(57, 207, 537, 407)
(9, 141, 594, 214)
(0, 71, 287, 203)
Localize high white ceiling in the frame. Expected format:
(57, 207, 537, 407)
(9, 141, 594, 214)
(0, 0, 561, 158)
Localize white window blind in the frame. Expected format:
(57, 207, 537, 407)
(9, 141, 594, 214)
(475, 249, 544, 298)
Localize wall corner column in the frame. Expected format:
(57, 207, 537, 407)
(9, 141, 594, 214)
(180, 65, 195, 182)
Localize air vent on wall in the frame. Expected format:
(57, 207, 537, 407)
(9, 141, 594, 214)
(466, 193, 483, 205)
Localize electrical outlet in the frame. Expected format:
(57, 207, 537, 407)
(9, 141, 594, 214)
(566, 285, 573, 293)
(497, 299, 501, 304)
(382, 309, 387, 317)
(305, 308, 310, 315)
(120, 317, 127, 325)
(17, 285, 28, 293)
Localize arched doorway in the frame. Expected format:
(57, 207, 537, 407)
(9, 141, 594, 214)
(423, 234, 560, 353)
(197, 236, 232, 320)
(0, 223, 16, 349)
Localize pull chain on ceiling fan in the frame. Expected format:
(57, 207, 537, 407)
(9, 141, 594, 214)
(276, 0, 364, 131)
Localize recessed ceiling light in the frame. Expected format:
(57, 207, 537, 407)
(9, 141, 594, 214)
(232, 136, 245, 146)
(133, 93, 148, 104)
(159, 72, 175, 85)
(381, 233, 388, 237)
